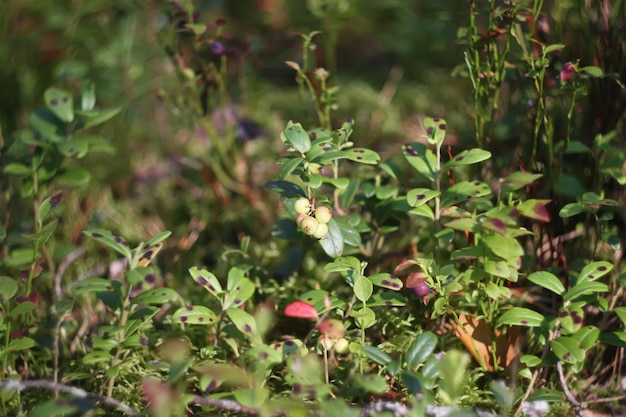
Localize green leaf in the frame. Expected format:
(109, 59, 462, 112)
(483, 234, 523, 259)
(353, 276, 373, 302)
(56, 167, 90, 185)
(27, 397, 95, 417)
(401, 370, 422, 394)
(82, 351, 113, 364)
(189, 267, 222, 297)
(599, 331, 626, 348)
(349, 373, 387, 394)
(402, 142, 437, 182)
(437, 349, 469, 406)
(516, 199, 551, 222)
(351, 307, 376, 329)
(563, 281, 609, 302)
(318, 217, 344, 258)
(125, 307, 159, 336)
(334, 216, 361, 247)
(406, 331, 437, 369)
(445, 148, 491, 168)
(550, 336, 585, 364)
(145, 230, 172, 247)
(172, 305, 218, 325)
(9, 301, 36, 317)
(71, 277, 117, 295)
(441, 181, 491, 207)
(265, 180, 306, 198)
(131, 288, 180, 305)
(576, 261, 613, 284)
(559, 202, 586, 218)
(368, 273, 402, 291)
(544, 43, 566, 54)
(500, 171, 543, 192)
(0, 277, 18, 300)
(0, 337, 36, 361)
(226, 308, 258, 341)
(423, 117, 447, 145)
(580, 66, 603, 77)
(4, 163, 31, 176)
(527, 271, 565, 295)
(445, 218, 478, 232)
(80, 80, 96, 111)
(278, 157, 303, 179)
(29, 108, 65, 141)
(77, 107, 121, 128)
(223, 277, 255, 310)
(234, 387, 268, 408)
(83, 229, 132, 259)
(367, 292, 406, 307)
(38, 192, 63, 224)
(299, 290, 346, 314)
(344, 148, 380, 164)
(527, 388, 563, 402)
(44, 87, 74, 123)
(363, 346, 392, 365)
(56, 139, 89, 158)
(281, 121, 311, 154)
(520, 354, 542, 367)
(614, 306, 626, 326)
(406, 188, 440, 208)
(322, 176, 350, 189)
(571, 326, 599, 350)
(497, 308, 545, 327)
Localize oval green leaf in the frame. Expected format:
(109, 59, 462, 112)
(172, 305, 218, 325)
(131, 288, 180, 305)
(406, 331, 437, 369)
(497, 307, 545, 327)
(353, 276, 373, 302)
(527, 271, 565, 296)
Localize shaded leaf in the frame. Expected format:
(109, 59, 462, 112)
(406, 331, 437, 369)
(131, 288, 180, 305)
(363, 346, 392, 365)
(516, 199, 551, 222)
(318, 217, 344, 258)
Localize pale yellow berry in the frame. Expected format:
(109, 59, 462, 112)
(294, 198, 311, 215)
(312, 223, 328, 239)
(314, 206, 332, 224)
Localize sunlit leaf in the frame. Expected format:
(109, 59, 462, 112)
(445, 148, 491, 168)
(172, 305, 218, 325)
(497, 308, 545, 327)
(527, 271, 565, 295)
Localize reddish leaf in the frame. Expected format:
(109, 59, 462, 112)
(516, 199, 551, 222)
(284, 301, 318, 319)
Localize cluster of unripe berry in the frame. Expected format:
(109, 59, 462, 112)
(294, 198, 332, 239)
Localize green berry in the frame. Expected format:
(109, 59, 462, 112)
(300, 216, 320, 235)
(315, 206, 332, 224)
(333, 337, 349, 354)
(294, 198, 311, 215)
(312, 222, 328, 239)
